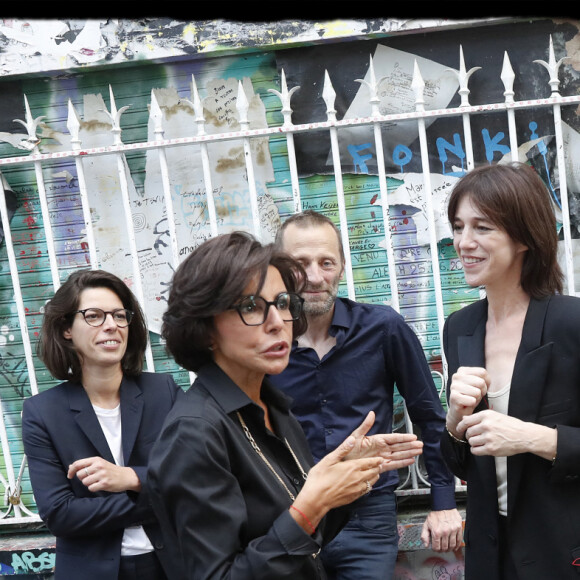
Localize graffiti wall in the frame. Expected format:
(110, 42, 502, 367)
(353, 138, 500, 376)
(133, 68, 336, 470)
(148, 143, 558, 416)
(0, 16, 579, 578)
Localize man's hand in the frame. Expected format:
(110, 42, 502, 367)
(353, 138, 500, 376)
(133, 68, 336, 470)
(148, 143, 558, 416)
(420, 508, 463, 552)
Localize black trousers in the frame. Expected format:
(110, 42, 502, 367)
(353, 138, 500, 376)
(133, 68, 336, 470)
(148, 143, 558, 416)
(118, 551, 168, 580)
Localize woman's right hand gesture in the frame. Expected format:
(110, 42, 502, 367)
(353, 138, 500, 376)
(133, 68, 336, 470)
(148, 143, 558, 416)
(342, 410, 423, 471)
(446, 366, 489, 439)
(289, 434, 383, 534)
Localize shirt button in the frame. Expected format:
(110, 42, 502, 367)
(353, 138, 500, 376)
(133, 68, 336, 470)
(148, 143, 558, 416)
(293, 477, 301, 485)
(325, 429, 333, 435)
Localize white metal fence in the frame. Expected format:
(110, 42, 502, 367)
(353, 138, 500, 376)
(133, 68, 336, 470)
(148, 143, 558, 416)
(1, 36, 578, 523)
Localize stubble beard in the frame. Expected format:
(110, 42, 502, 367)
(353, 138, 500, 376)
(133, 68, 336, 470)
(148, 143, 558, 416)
(302, 283, 339, 317)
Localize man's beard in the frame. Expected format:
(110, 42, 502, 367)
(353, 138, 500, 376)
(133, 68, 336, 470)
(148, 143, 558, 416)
(302, 282, 339, 317)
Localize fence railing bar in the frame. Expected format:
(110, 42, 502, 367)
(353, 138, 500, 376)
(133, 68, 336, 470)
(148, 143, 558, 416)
(187, 75, 219, 238)
(374, 122, 399, 310)
(551, 103, 574, 295)
(13, 456, 36, 518)
(237, 81, 262, 239)
(323, 70, 356, 300)
(454, 47, 481, 171)
(2, 93, 580, 169)
(67, 99, 99, 269)
(269, 69, 302, 214)
(15, 95, 61, 290)
(356, 56, 400, 310)
(103, 86, 155, 370)
(501, 52, 520, 160)
(0, 397, 20, 518)
(150, 91, 181, 268)
(0, 176, 39, 398)
(33, 161, 60, 291)
(199, 146, 219, 238)
(413, 63, 447, 375)
(534, 37, 575, 295)
(114, 152, 155, 371)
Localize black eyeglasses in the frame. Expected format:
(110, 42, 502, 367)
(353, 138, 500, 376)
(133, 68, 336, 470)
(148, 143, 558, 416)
(74, 308, 134, 328)
(230, 292, 304, 326)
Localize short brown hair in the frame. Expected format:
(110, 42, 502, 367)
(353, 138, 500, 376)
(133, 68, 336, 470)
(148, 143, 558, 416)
(447, 162, 563, 298)
(276, 210, 345, 264)
(37, 269, 148, 381)
(162, 231, 307, 372)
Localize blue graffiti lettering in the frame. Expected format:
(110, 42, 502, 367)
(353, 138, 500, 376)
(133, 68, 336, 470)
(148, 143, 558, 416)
(436, 133, 465, 176)
(347, 143, 373, 174)
(344, 121, 550, 182)
(482, 129, 510, 163)
(392, 144, 412, 173)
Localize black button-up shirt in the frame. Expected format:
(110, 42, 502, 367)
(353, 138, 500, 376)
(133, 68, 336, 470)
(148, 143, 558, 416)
(148, 362, 348, 579)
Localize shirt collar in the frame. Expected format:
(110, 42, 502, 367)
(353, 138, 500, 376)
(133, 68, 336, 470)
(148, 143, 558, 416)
(291, 297, 351, 346)
(330, 296, 351, 333)
(196, 361, 292, 415)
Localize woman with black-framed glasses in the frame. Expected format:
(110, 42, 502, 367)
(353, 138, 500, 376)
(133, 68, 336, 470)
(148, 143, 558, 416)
(148, 231, 423, 579)
(22, 269, 185, 580)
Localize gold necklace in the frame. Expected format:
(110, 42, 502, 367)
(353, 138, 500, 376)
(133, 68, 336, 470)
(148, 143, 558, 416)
(237, 411, 307, 501)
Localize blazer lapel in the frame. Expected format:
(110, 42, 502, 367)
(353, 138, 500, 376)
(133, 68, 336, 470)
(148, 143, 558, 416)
(120, 376, 144, 465)
(507, 297, 553, 516)
(509, 297, 552, 422)
(68, 382, 115, 461)
(455, 300, 497, 487)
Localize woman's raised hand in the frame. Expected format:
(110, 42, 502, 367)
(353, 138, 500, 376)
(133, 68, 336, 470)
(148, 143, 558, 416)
(291, 435, 383, 532)
(342, 411, 423, 472)
(446, 366, 490, 438)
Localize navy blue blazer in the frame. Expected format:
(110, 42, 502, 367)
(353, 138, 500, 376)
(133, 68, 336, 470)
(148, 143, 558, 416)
(22, 372, 185, 580)
(441, 295, 580, 579)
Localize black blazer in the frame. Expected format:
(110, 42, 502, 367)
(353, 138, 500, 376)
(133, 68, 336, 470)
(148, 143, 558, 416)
(441, 295, 580, 579)
(22, 372, 185, 580)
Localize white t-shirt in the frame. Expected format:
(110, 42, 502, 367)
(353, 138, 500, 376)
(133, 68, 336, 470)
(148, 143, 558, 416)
(487, 384, 510, 517)
(93, 403, 153, 555)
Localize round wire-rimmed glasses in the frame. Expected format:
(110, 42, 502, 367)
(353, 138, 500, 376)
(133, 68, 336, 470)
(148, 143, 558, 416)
(73, 308, 134, 328)
(230, 292, 304, 326)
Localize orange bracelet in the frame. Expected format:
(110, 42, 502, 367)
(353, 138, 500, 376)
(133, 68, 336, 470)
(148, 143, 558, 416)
(290, 505, 316, 534)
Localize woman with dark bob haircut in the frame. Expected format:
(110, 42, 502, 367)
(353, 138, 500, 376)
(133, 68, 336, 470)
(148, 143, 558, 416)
(38, 269, 149, 381)
(22, 269, 184, 580)
(148, 231, 423, 579)
(441, 162, 580, 579)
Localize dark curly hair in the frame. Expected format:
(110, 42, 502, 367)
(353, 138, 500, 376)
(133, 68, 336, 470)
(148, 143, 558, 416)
(162, 231, 307, 372)
(37, 269, 148, 381)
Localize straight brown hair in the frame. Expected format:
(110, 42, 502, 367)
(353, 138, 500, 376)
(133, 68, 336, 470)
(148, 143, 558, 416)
(447, 162, 563, 298)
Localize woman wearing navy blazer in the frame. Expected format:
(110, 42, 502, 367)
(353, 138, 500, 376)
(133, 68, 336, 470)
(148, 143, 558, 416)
(22, 269, 184, 580)
(441, 162, 580, 579)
